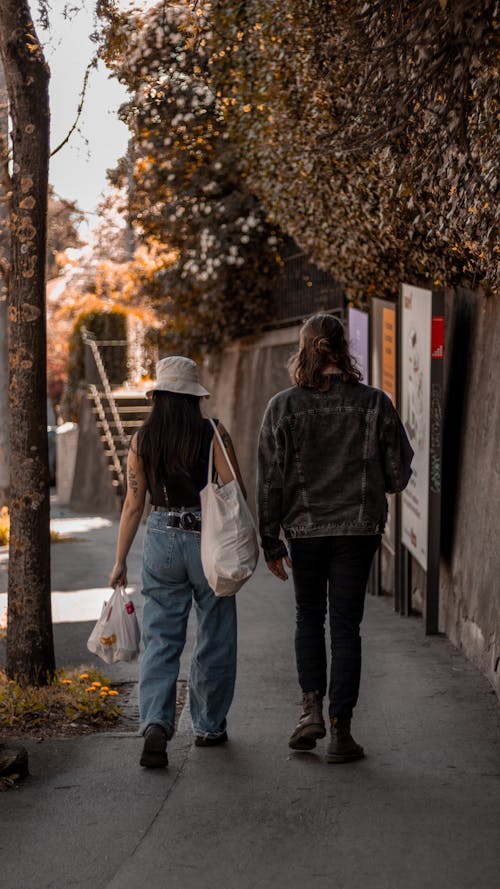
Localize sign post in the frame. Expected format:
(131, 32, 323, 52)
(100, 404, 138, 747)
(400, 284, 444, 634)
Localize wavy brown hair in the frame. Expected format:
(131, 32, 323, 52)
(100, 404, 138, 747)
(288, 313, 362, 389)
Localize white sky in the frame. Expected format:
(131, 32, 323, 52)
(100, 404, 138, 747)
(41, 2, 142, 224)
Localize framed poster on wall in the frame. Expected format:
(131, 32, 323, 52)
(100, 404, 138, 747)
(371, 298, 398, 557)
(347, 307, 370, 383)
(400, 284, 432, 570)
(371, 299, 397, 402)
(400, 283, 444, 633)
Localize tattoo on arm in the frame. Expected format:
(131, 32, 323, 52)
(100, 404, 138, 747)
(128, 468, 139, 498)
(221, 430, 231, 448)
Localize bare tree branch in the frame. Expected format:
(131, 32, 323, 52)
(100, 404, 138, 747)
(50, 56, 95, 157)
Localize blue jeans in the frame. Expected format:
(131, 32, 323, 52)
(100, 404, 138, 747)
(139, 511, 237, 739)
(290, 535, 380, 720)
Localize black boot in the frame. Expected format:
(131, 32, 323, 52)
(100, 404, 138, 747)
(289, 691, 326, 751)
(326, 717, 364, 763)
(140, 724, 169, 768)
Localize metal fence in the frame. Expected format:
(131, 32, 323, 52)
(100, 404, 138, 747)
(266, 245, 345, 328)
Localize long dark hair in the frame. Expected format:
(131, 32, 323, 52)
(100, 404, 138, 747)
(137, 391, 205, 488)
(288, 313, 362, 390)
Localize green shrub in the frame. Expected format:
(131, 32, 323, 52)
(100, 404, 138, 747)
(61, 309, 128, 422)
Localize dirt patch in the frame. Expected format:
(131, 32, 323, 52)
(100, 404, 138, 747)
(0, 678, 188, 740)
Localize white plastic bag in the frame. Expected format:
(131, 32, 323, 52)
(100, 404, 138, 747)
(200, 419, 259, 596)
(87, 586, 140, 664)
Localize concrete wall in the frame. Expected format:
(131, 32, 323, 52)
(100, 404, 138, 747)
(69, 396, 122, 517)
(201, 326, 301, 513)
(56, 423, 79, 505)
(403, 290, 500, 695)
(439, 289, 500, 696)
(205, 301, 500, 697)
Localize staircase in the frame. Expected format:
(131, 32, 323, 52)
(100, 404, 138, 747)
(82, 328, 149, 503)
(91, 391, 150, 497)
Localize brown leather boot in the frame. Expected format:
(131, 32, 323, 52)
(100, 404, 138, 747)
(326, 717, 364, 763)
(289, 691, 326, 750)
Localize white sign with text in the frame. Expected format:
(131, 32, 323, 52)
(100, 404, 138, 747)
(401, 284, 432, 570)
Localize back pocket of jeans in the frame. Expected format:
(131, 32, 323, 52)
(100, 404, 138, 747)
(143, 528, 176, 572)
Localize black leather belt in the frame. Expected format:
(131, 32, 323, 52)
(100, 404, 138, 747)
(150, 506, 202, 533)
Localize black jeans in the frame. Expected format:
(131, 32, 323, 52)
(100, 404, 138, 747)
(289, 535, 380, 720)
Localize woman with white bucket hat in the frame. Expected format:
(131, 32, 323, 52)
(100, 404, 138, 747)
(110, 356, 246, 768)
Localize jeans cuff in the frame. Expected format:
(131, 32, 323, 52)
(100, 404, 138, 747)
(192, 719, 227, 739)
(329, 710, 353, 720)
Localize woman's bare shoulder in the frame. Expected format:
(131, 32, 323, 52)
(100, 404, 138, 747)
(213, 419, 232, 444)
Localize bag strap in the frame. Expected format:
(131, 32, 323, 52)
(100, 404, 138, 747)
(207, 417, 238, 482)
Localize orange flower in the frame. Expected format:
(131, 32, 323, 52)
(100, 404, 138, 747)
(79, 673, 89, 680)
(61, 679, 73, 685)
(85, 686, 96, 693)
(92, 681, 102, 688)
(107, 690, 119, 697)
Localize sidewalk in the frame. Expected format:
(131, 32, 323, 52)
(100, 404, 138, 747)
(1, 510, 499, 889)
(0, 501, 145, 683)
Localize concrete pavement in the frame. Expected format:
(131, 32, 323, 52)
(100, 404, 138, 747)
(1, 508, 499, 889)
(0, 501, 145, 683)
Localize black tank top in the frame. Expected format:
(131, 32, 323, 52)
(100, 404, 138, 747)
(146, 417, 217, 509)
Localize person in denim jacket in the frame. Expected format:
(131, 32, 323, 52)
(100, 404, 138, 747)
(257, 313, 413, 763)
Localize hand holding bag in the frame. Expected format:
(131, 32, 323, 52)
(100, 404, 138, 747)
(87, 586, 140, 664)
(200, 419, 259, 596)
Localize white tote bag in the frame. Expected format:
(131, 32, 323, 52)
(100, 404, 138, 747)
(200, 419, 259, 596)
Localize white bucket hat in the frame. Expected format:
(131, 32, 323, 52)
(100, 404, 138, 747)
(146, 356, 210, 398)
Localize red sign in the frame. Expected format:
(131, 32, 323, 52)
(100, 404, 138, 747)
(431, 316, 444, 359)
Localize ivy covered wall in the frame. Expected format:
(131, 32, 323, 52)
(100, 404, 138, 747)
(208, 0, 498, 301)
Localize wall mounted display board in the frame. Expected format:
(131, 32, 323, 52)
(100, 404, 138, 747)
(400, 285, 432, 569)
(371, 298, 398, 556)
(371, 299, 397, 402)
(370, 298, 398, 602)
(348, 306, 379, 595)
(400, 283, 444, 633)
(347, 307, 370, 383)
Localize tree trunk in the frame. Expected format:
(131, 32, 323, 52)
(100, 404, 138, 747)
(0, 1, 55, 683)
(0, 62, 9, 506)
(0, 294, 7, 506)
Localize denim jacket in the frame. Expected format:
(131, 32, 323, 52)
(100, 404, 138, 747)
(257, 377, 414, 561)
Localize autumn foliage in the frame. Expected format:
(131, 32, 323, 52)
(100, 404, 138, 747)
(98, 1, 283, 355)
(206, 0, 499, 300)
